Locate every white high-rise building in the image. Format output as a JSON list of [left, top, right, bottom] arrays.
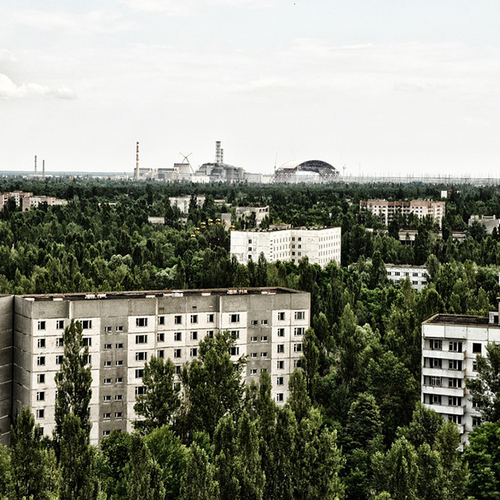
[[421, 304, 500, 446], [0, 287, 310, 445], [230, 227, 341, 267]]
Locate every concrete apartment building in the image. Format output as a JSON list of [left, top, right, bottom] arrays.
[[169, 196, 206, 214], [230, 227, 342, 267], [468, 215, 500, 234], [385, 264, 428, 291], [0, 191, 67, 211], [421, 304, 500, 446], [0, 287, 309, 445], [360, 199, 446, 228]]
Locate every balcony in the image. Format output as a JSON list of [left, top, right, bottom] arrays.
[[421, 385, 465, 397], [423, 348, 466, 361], [422, 367, 466, 379], [431, 404, 466, 416]]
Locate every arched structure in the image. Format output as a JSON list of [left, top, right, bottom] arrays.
[[271, 160, 341, 183]]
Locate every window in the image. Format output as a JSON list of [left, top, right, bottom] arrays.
[[56, 337, 64, 347], [157, 333, 165, 342], [174, 315, 182, 325], [190, 314, 198, 324], [207, 314, 214, 323], [230, 347, 240, 356], [473, 343, 482, 354], [250, 368, 258, 375], [37, 356, 45, 366], [448, 378, 462, 388], [278, 312, 285, 321], [158, 316, 165, 325], [294, 311, 305, 320], [250, 352, 258, 358], [276, 393, 284, 402], [105, 326, 112, 333], [473, 360, 478, 372], [103, 430, 111, 437], [174, 331, 182, 341], [251, 320, 258, 326], [174, 349, 182, 358], [261, 368, 268, 373], [116, 326, 124, 332], [431, 394, 441, 405], [448, 396, 462, 406], [449, 341, 462, 352], [103, 413, 111, 420], [84, 355, 91, 364], [116, 360, 123, 366], [135, 369, 144, 378], [448, 415, 462, 424], [294, 343, 303, 353], [190, 348, 198, 357], [36, 391, 45, 401], [116, 377, 123, 384], [37, 374, 45, 384], [104, 343, 112, 350], [116, 343, 124, 349], [207, 330, 215, 338], [38, 320, 46, 330], [56, 355, 64, 365], [294, 327, 305, 336], [472, 416, 481, 427], [294, 359, 303, 368], [83, 337, 92, 347], [448, 360, 462, 371], [276, 377, 284, 386], [231, 330, 240, 339], [277, 360, 284, 369], [115, 412, 122, 419], [82, 320, 92, 330], [103, 395, 111, 402], [251, 336, 258, 342], [136, 352, 147, 361], [230, 314, 240, 323], [157, 350, 165, 358], [115, 395, 123, 401], [136, 335, 148, 344], [104, 378, 112, 385], [191, 331, 198, 341], [277, 344, 285, 353], [135, 386, 146, 395], [429, 358, 442, 368], [136, 318, 148, 327], [261, 319, 268, 325], [430, 339, 442, 350], [56, 320, 64, 329], [37, 338, 46, 348], [260, 352, 268, 358], [277, 328, 285, 337], [259, 335, 268, 342], [36, 409, 45, 419], [175, 365, 182, 374]]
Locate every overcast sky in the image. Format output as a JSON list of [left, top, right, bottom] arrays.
[[1, 0, 500, 177]]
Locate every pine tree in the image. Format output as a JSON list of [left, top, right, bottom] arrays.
[[181, 443, 219, 500]]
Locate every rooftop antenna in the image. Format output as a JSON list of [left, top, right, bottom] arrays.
[[34, 155, 37, 175], [135, 142, 139, 180], [180, 152, 194, 174]]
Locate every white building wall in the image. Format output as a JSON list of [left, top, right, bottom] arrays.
[[386, 264, 428, 291]]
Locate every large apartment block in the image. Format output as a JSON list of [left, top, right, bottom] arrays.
[[230, 227, 341, 267], [421, 304, 500, 446], [0, 287, 310, 445], [360, 199, 445, 227]]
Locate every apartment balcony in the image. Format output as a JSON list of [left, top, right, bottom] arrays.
[[421, 385, 465, 397], [422, 348, 466, 361], [431, 404, 466, 416], [422, 367, 466, 379]]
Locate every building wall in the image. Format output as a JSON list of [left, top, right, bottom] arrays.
[[8, 288, 309, 444], [421, 315, 500, 446], [0, 296, 13, 444], [230, 228, 341, 268], [386, 264, 428, 291]]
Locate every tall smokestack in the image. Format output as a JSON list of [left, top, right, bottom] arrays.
[[215, 141, 221, 164], [34, 155, 37, 175], [42, 160, 45, 178], [135, 142, 139, 180], [221, 149, 224, 164]]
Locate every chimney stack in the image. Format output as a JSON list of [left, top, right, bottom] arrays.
[[34, 155, 37, 175], [42, 160, 45, 178], [135, 142, 139, 180]]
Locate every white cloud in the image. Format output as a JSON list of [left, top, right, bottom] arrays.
[[0, 73, 75, 100], [120, 0, 201, 16]]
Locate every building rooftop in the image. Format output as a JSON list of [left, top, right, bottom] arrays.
[[18, 287, 303, 302], [423, 313, 496, 327]]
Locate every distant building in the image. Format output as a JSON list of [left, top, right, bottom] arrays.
[[0, 191, 67, 211], [422, 304, 500, 447], [386, 264, 428, 291], [271, 160, 340, 184], [231, 227, 341, 267], [193, 141, 246, 183], [169, 196, 206, 214], [468, 215, 500, 234], [148, 217, 165, 225], [360, 199, 446, 228]]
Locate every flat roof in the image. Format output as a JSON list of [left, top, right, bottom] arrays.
[[423, 313, 497, 327], [18, 287, 305, 302]]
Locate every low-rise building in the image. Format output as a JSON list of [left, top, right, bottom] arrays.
[[0, 191, 67, 211], [231, 227, 341, 267], [468, 215, 500, 234], [421, 306, 500, 447], [386, 264, 428, 291], [169, 196, 206, 214], [0, 287, 309, 445]]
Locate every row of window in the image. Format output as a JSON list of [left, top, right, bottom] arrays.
[[429, 339, 482, 354], [423, 376, 463, 388], [249, 359, 302, 374], [103, 412, 122, 420], [427, 394, 463, 406], [37, 337, 91, 349]]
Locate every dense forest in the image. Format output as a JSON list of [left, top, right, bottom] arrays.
[[1, 177, 500, 499]]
